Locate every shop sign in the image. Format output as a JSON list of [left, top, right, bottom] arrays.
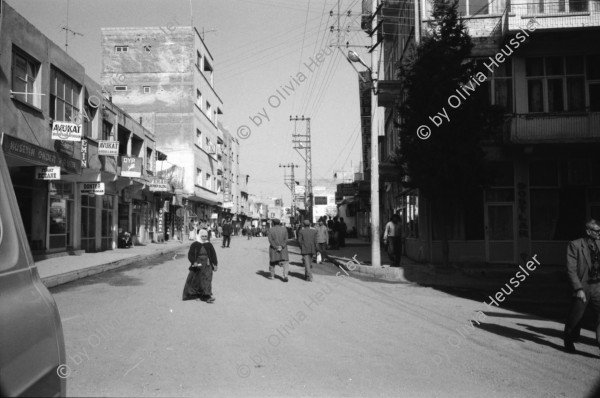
[[35, 166, 61, 180], [120, 156, 142, 177], [158, 208, 164, 234], [223, 201, 234, 208], [211, 213, 218, 219], [149, 178, 169, 192], [51, 121, 82, 141], [81, 182, 105, 195], [338, 183, 355, 196], [1, 133, 81, 174], [81, 139, 88, 168], [98, 141, 119, 156]]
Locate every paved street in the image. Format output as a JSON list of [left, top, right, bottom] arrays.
[[51, 236, 599, 397]]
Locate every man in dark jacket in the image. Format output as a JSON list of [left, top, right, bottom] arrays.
[[267, 219, 289, 282], [222, 219, 233, 248], [298, 220, 318, 281], [564, 219, 600, 353]]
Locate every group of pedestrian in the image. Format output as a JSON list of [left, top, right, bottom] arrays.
[[321, 216, 347, 250]]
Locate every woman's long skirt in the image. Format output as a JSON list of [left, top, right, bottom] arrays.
[[182, 265, 213, 300]]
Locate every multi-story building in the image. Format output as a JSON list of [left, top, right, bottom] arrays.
[[362, 0, 600, 265], [100, 25, 227, 227], [0, 2, 169, 255]]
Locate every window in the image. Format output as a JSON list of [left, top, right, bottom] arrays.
[[206, 101, 212, 120], [196, 168, 203, 186], [114, 85, 127, 91], [115, 46, 128, 52], [143, 86, 151, 93], [11, 48, 41, 107], [206, 137, 211, 150], [196, 90, 202, 110], [196, 129, 203, 148], [526, 56, 586, 113], [49, 67, 81, 122], [203, 58, 214, 85], [196, 51, 202, 68], [206, 173, 212, 190], [588, 55, 600, 111], [146, 148, 153, 174]]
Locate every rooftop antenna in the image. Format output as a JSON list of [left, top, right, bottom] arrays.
[[61, 0, 83, 53], [201, 28, 217, 39]]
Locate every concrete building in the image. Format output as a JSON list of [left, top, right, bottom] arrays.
[[361, 0, 600, 265], [100, 25, 229, 228], [0, 2, 170, 255]]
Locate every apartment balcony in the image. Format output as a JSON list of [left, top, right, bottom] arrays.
[[508, 0, 600, 31], [510, 111, 600, 143]]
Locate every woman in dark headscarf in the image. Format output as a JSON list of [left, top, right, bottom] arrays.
[[182, 229, 218, 303]]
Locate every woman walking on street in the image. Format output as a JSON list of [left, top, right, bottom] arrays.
[[182, 229, 218, 303]]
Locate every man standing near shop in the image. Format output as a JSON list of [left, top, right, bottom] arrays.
[[315, 218, 329, 264], [298, 220, 319, 282], [383, 214, 402, 267], [222, 219, 233, 248], [564, 219, 600, 354], [267, 219, 289, 282]]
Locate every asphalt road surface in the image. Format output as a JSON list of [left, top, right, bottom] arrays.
[[50, 236, 600, 397]]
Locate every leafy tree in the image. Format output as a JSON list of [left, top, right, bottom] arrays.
[[396, 0, 491, 266]]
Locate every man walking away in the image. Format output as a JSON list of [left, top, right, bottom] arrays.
[[316, 218, 329, 264], [268, 219, 289, 282], [298, 220, 318, 281], [564, 219, 600, 354], [383, 214, 402, 267], [222, 220, 232, 248]]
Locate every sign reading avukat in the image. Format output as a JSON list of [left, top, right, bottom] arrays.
[[51, 121, 82, 141]]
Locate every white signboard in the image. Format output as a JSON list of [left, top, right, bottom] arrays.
[[81, 182, 105, 195], [149, 178, 169, 192], [98, 141, 119, 156], [51, 121, 82, 141], [35, 166, 60, 180]]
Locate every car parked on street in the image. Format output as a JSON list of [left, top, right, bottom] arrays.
[[0, 144, 66, 397]]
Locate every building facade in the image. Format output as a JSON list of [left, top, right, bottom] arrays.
[[363, 0, 600, 265], [100, 25, 234, 230], [0, 2, 170, 255]]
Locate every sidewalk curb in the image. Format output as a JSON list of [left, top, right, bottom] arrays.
[[41, 245, 185, 289]]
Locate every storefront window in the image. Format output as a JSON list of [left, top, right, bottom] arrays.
[[81, 194, 96, 252], [48, 182, 73, 250], [101, 196, 114, 250]]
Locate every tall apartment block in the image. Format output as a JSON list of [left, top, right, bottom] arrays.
[[101, 26, 229, 224]]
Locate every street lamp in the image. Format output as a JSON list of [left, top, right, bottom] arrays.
[[347, 15, 381, 268]]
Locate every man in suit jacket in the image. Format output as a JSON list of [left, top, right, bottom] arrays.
[[298, 220, 319, 282], [268, 219, 289, 282], [564, 219, 600, 353]]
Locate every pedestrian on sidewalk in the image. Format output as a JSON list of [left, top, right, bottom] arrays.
[[564, 219, 600, 353], [222, 219, 232, 248], [298, 220, 318, 282], [247, 225, 253, 240], [182, 229, 218, 303], [316, 218, 329, 263], [383, 214, 402, 267], [267, 219, 289, 282]]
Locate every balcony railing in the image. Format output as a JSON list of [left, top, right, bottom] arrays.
[[507, 1, 600, 31], [510, 111, 600, 142]]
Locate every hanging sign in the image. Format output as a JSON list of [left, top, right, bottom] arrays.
[[35, 166, 61, 180], [51, 121, 82, 141], [120, 156, 142, 177], [98, 141, 119, 156], [149, 178, 169, 192], [81, 182, 105, 195]]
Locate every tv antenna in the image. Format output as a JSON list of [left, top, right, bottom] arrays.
[[200, 28, 217, 39], [61, 0, 83, 52]]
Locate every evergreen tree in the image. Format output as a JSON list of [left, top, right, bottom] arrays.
[[396, 0, 491, 266]]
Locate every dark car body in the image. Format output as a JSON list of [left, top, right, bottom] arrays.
[[0, 146, 66, 397]]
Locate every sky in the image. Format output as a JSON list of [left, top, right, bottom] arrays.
[[8, 0, 367, 202]]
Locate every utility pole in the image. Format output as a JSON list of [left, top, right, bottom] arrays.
[[369, 0, 381, 267], [279, 163, 299, 221], [290, 116, 312, 222]]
